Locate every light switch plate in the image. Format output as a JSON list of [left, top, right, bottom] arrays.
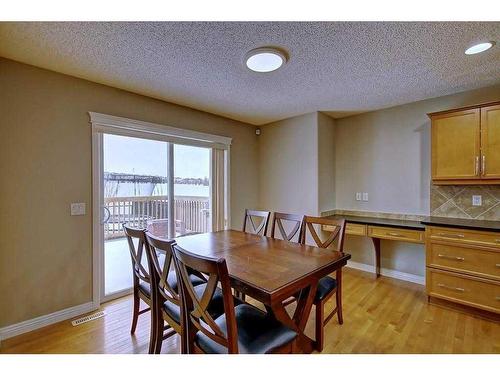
[[71, 202, 86, 216], [355, 192, 362, 201], [362, 193, 369, 201], [472, 195, 482, 206]]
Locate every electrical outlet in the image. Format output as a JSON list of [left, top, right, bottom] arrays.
[[355, 192, 362, 201], [362, 193, 369, 201], [71, 202, 86, 216], [472, 195, 482, 206]]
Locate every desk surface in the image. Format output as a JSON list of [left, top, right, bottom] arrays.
[[324, 214, 426, 230], [325, 214, 500, 233]]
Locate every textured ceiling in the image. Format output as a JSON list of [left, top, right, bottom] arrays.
[[0, 22, 499, 125]]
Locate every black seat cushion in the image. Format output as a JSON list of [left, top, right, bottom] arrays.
[[138, 272, 204, 299], [163, 284, 239, 324], [196, 304, 298, 354], [314, 276, 337, 302], [138, 281, 151, 297]]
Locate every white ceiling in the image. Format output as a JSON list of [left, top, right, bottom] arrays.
[[1, 22, 499, 125]]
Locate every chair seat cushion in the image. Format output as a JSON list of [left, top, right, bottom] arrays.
[[315, 276, 337, 302], [195, 304, 298, 354], [139, 272, 204, 299], [163, 284, 238, 324], [138, 281, 151, 297]]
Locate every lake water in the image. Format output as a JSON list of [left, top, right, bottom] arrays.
[[105, 182, 209, 198]]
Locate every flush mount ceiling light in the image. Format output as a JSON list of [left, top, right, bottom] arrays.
[[465, 41, 495, 55], [245, 47, 288, 73]]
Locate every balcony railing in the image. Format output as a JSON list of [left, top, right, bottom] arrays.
[[104, 195, 210, 240]]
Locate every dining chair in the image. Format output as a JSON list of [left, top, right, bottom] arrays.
[[172, 244, 298, 354], [144, 233, 226, 354], [300, 216, 346, 352], [270, 212, 305, 242], [242, 209, 271, 236], [122, 225, 154, 351]]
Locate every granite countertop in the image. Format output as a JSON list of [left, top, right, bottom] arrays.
[[324, 214, 426, 230], [420, 216, 500, 232], [325, 213, 500, 232]]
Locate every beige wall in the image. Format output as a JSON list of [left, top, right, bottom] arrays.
[[335, 84, 500, 275], [258, 112, 320, 215], [317, 112, 336, 214], [0, 58, 259, 327]]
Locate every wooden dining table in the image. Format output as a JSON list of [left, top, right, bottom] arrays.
[[161, 229, 351, 353]]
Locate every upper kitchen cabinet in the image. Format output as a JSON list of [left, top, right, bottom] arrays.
[[481, 104, 500, 179], [429, 102, 500, 185]]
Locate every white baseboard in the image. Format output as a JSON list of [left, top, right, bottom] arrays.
[[0, 301, 98, 342], [346, 260, 425, 285]]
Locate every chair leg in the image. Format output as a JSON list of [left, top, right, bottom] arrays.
[[148, 307, 157, 354], [315, 301, 325, 352], [153, 315, 163, 354], [131, 291, 140, 334], [336, 270, 343, 325]]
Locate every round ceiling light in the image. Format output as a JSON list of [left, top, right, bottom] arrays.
[[465, 41, 495, 55], [245, 47, 287, 73]]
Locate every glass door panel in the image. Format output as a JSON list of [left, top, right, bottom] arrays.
[[102, 133, 169, 298], [173, 144, 211, 236]]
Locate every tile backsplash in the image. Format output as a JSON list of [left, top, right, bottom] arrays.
[[431, 185, 500, 220]]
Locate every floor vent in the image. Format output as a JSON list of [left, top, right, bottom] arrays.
[[71, 311, 106, 326]]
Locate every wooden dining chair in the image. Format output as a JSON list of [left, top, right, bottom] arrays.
[[300, 216, 346, 352], [242, 209, 271, 236], [145, 233, 227, 354], [172, 244, 298, 354], [270, 212, 305, 242], [123, 225, 155, 352]]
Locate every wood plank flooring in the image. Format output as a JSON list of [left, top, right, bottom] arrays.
[[1, 268, 499, 354]]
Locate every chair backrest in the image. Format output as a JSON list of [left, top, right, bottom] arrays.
[[144, 232, 183, 329], [123, 224, 150, 286], [270, 212, 305, 242], [300, 216, 346, 251], [172, 244, 238, 354], [242, 209, 271, 236]]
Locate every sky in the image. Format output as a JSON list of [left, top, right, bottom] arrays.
[[103, 133, 210, 178]]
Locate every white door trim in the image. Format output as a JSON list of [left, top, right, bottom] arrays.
[[91, 127, 103, 309]]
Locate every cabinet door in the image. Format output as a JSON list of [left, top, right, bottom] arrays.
[[431, 109, 480, 181], [481, 104, 500, 179]]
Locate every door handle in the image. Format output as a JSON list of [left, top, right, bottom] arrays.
[[475, 156, 479, 176]]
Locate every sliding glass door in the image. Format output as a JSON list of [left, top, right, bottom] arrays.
[[100, 134, 213, 301]]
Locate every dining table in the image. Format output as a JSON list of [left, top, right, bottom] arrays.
[[150, 228, 351, 353]]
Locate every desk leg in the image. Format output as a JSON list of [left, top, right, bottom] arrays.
[[371, 237, 381, 277]]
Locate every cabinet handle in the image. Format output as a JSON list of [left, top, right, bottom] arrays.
[[438, 254, 465, 261], [475, 156, 479, 176], [387, 232, 405, 237], [437, 283, 465, 292], [482, 155, 486, 176], [436, 232, 464, 238]]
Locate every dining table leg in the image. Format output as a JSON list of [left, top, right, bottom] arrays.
[[269, 281, 319, 353]]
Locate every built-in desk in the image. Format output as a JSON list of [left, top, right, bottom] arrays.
[[323, 215, 425, 277]]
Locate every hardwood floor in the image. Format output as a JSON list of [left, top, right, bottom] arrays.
[[1, 268, 499, 354]]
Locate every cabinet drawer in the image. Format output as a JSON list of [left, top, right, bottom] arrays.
[[427, 242, 500, 281], [427, 226, 500, 248], [427, 269, 500, 314], [345, 223, 367, 236], [368, 226, 424, 243]]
